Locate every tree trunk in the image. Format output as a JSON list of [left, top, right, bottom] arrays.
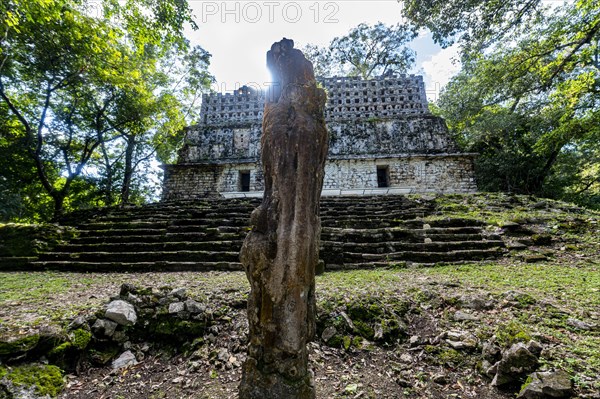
[[239, 39, 328, 399], [120, 135, 136, 205], [51, 192, 66, 221]]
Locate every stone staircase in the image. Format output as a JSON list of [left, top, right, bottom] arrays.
[[318, 196, 504, 269], [21, 196, 505, 272]]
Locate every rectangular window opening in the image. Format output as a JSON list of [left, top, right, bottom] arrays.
[[377, 166, 390, 188], [240, 171, 251, 192]]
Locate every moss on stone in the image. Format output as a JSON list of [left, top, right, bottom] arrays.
[[437, 348, 464, 366], [153, 318, 206, 337], [495, 321, 532, 348], [0, 364, 64, 397], [88, 346, 120, 366], [353, 320, 374, 339], [0, 335, 39, 357], [71, 329, 91, 350], [48, 342, 73, 358], [342, 336, 352, 350], [520, 374, 534, 392]]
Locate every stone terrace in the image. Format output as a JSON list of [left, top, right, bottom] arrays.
[[1, 196, 507, 272]]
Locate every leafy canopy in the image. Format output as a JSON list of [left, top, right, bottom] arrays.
[[303, 22, 417, 79], [0, 0, 213, 220], [426, 0, 600, 207]]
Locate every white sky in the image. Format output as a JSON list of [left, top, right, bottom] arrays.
[[185, 0, 462, 102]]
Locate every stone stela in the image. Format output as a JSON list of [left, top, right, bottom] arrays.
[[238, 38, 327, 399]]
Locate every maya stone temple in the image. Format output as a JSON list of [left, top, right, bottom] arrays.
[[162, 73, 477, 200]]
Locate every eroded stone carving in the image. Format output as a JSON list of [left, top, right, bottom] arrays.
[[238, 38, 328, 399]]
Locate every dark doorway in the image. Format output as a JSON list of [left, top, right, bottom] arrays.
[[377, 166, 389, 188], [240, 171, 251, 192]]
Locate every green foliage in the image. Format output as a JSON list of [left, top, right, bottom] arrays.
[[422, 1, 600, 208], [402, 0, 544, 54], [0, 0, 213, 221], [302, 22, 417, 79]]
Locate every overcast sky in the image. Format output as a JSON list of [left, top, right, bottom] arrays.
[[184, 1, 462, 102]]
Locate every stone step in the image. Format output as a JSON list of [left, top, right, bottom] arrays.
[[28, 260, 243, 272], [0, 257, 37, 271], [423, 218, 486, 227], [337, 248, 503, 263], [320, 207, 431, 217], [165, 225, 247, 234], [79, 221, 169, 231], [165, 231, 246, 240], [95, 210, 253, 223], [325, 261, 402, 270], [102, 203, 255, 214], [72, 231, 242, 244], [71, 235, 168, 244], [321, 240, 504, 255], [78, 228, 166, 237], [54, 241, 242, 253], [38, 250, 240, 263], [169, 218, 248, 227], [321, 226, 486, 241]]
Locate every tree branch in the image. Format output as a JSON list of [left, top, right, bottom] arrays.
[[545, 19, 600, 87]]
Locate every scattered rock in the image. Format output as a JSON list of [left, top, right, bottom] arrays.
[[504, 291, 536, 308], [526, 340, 543, 357], [321, 326, 336, 343], [68, 316, 87, 330], [399, 353, 413, 363], [566, 318, 596, 331], [424, 237, 433, 244], [105, 300, 137, 326], [432, 373, 448, 385], [0, 334, 40, 358], [185, 299, 206, 314], [507, 241, 529, 250], [111, 350, 138, 370], [482, 359, 498, 378], [491, 343, 539, 386], [459, 295, 494, 310], [119, 283, 137, 297], [91, 319, 118, 337], [168, 302, 185, 314], [340, 311, 355, 330], [170, 288, 187, 300], [409, 335, 421, 347], [517, 370, 573, 398], [111, 331, 128, 344], [522, 254, 547, 263], [454, 310, 479, 322], [446, 330, 478, 350], [482, 339, 501, 362]]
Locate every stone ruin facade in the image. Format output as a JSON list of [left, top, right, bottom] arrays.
[[162, 74, 477, 200]]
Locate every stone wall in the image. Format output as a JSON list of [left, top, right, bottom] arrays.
[[197, 74, 428, 127], [178, 116, 457, 164], [163, 155, 476, 200]]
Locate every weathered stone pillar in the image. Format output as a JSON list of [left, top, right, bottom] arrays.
[[238, 38, 328, 399]]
